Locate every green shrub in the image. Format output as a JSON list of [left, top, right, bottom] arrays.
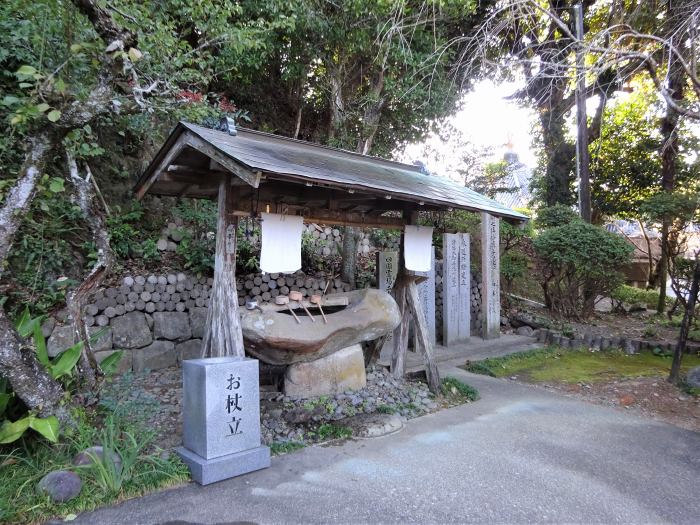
[[534, 204, 579, 230], [441, 377, 479, 401], [534, 221, 632, 319], [610, 285, 664, 310]]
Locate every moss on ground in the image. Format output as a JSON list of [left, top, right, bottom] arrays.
[[465, 346, 700, 384]]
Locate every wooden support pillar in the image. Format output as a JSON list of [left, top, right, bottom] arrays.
[[481, 212, 501, 339], [201, 177, 244, 358], [390, 214, 441, 393]]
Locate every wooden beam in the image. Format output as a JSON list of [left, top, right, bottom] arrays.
[[405, 276, 441, 393], [184, 134, 261, 188], [135, 133, 189, 200]]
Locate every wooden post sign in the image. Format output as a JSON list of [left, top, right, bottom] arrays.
[[377, 251, 399, 292], [442, 233, 470, 346], [414, 247, 436, 346]]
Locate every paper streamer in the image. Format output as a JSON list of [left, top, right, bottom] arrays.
[[259, 212, 304, 273], [404, 225, 433, 271]]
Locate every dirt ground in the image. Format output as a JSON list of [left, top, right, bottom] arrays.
[[536, 377, 700, 432]]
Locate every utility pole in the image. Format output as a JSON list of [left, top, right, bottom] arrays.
[[574, 3, 591, 223]]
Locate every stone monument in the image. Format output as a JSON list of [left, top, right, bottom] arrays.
[[442, 233, 470, 345], [177, 356, 270, 485], [481, 212, 500, 339]]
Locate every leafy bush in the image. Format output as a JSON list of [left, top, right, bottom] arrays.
[[534, 220, 632, 319], [610, 285, 664, 310], [534, 204, 579, 230]]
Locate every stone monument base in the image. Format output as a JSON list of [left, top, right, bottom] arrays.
[[284, 344, 366, 399], [176, 445, 270, 485]]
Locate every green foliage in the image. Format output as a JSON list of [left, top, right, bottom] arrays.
[[173, 200, 216, 274], [106, 205, 148, 259], [534, 205, 579, 230], [313, 423, 352, 441], [610, 285, 664, 310], [0, 310, 87, 444], [464, 346, 700, 384], [5, 176, 87, 314], [440, 377, 479, 401], [269, 440, 305, 455], [640, 192, 699, 226], [0, 407, 188, 525], [534, 220, 633, 319]]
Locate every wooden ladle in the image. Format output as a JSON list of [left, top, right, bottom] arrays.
[[290, 290, 315, 322], [310, 294, 327, 323], [275, 295, 300, 324]]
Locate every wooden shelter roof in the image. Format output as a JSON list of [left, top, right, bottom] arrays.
[[134, 122, 528, 224]]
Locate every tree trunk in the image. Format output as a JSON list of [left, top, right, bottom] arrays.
[[668, 258, 700, 384], [0, 310, 69, 421], [65, 154, 113, 386], [340, 226, 360, 288], [657, 2, 687, 313], [201, 177, 244, 358]]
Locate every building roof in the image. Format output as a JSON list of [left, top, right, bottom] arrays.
[[135, 122, 528, 222]]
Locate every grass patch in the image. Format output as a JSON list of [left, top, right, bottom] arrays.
[[313, 423, 352, 441], [0, 394, 189, 524], [464, 346, 700, 384], [269, 441, 305, 456], [441, 378, 480, 401]]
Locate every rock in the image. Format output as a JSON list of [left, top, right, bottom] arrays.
[[176, 339, 203, 362], [188, 307, 208, 338], [37, 471, 82, 503], [510, 312, 551, 330], [133, 340, 176, 371], [72, 446, 122, 470], [619, 394, 635, 406], [110, 312, 152, 349], [152, 312, 191, 341], [145, 313, 154, 330], [284, 405, 325, 424], [686, 366, 700, 389], [243, 288, 400, 365], [95, 349, 132, 374], [87, 326, 112, 352], [47, 325, 74, 357], [515, 326, 534, 337], [41, 317, 56, 339], [345, 412, 403, 438], [622, 339, 637, 355], [284, 344, 367, 399]]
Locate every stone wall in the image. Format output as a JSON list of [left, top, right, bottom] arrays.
[[43, 270, 353, 374], [434, 259, 482, 343]]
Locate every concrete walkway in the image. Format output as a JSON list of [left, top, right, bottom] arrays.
[[379, 334, 541, 372], [75, 366, 700, 524]]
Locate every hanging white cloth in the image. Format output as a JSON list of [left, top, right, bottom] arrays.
[[404, 225, 433, 272], [259, 212, 304, 273]]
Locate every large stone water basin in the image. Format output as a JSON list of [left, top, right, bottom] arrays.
[[241, 288, 400, 365]]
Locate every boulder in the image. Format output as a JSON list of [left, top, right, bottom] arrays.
[[41, 317, 56, 339], [95, 349, 132, 374], [510, 312, 551, 330], [37, 470, 82, 503], [176, 339, 203, 362], [188, 307, 208, 338], [686, 366, 700, 389], [47, 325, 74, 357], [133, 340, 176, 371], [152, 312, 191, 341], [110, 312, 152, 349], [87, 326, 112, 352], [284, 344, 367, 399], [243, 289, 400, 365], [515, 326, 534, 337], [72, 446, 122, 471]]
